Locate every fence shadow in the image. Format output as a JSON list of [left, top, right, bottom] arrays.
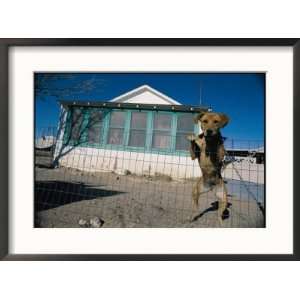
[[35, 180, 126, 212]]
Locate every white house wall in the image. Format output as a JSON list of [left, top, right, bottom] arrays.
[[55, 144, 201, 179], [54, 143, 264, 184], [53, 105, 68, 163]]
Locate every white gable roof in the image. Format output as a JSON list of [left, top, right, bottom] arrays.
[[110, 85, 181, 105]]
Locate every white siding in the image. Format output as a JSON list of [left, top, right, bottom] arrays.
[[53, 105, 68, 162], [56, 146, 202, 179], [55, 145, 264, 184]]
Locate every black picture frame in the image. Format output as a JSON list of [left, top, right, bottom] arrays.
[[0, 38, 299, 261]]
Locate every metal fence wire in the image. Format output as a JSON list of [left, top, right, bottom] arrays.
[[34, 126, 265, 228]]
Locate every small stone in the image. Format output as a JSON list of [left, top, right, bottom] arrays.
[[78, 218, 88, 227], [89, 216, 104, 228]]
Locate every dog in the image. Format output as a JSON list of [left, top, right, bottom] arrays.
[[187, 111, 229, 224]]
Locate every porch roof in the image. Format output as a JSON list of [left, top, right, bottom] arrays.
[[59, 100, 209, 113]]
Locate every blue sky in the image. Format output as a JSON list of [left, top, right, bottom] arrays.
[[35, 73, 265, 142]]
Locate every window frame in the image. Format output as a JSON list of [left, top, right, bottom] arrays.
[[106, 109, 128, 147], [85, 108, 106, 147], [64, 106, 86, 146], [126, 110, 151, 150], [174, 112, 198, 153], [151, 111, 175, 152], [63, 107, 198, 156]]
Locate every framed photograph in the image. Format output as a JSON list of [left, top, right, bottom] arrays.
[[0, 39, 299, 260]]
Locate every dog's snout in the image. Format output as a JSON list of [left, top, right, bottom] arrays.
[[206, 129, 213, 136]]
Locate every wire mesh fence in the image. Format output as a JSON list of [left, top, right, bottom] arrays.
[[34, 126, 265, 228]]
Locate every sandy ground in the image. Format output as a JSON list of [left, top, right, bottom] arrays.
[[35, 166, 265, 228]]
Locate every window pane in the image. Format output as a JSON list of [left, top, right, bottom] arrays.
[[72, 108, 82, 123], [177, 114, 194, 132], [131, 112, 147, 128], [87, 109, 103, 144], [88, 126, 102, 144], [152, 131, 171, 149], [176, 134, 190, 151], [128, 130, 146, 147], [89, 109, 103, 125], [110, 111, 125, 127], [71, 125, 81, 141], [71, 108, 83, 141], [107, 128, 124, 145], [153, 114, 172, 130]]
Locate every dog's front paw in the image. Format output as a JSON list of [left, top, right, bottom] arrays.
[[186, 134, 196, 141]]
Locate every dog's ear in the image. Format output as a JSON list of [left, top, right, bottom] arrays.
[[219, 114, 230, 128], [194, 112, 205, 124]]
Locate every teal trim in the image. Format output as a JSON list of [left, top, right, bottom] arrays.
[[102, 108, 110, 146], [124, 110, 131, 146], [170, 112, 177, 152], [145, 111, 153, 150], [63, 108, 71, 145], [62, 107, 196, 156], [193, 124, 198, 134]]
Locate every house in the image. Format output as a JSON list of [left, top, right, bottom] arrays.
[[53, 85, 208, 179]]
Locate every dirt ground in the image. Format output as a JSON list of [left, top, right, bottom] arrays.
[[35, 166, 265, 228]]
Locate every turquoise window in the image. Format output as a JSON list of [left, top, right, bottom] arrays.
[[128, 111, 147, 147], [175, 113, 195, 151], [152, 113, 172, 150], [87, 109, 104, 144], [107, 111, 126, 145], [64, 107, 197, 155], [66, 107, 85, 144]]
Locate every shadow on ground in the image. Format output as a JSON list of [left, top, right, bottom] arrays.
[[192, 201, 232, 222], [35, 180, 126, 212]]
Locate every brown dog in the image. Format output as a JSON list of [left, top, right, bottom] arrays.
[[187, 112, 229, 224]]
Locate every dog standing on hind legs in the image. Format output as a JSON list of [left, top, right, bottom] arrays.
[[187, 111, 230, 225]]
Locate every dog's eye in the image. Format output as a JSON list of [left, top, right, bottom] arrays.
[[202, 120, 208, 124], [213, 120, 218, 124]]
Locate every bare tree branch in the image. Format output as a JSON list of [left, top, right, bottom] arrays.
[[52, 107, 107, 167], [34, 74, 108, 166], [35, 74, 107, 102]]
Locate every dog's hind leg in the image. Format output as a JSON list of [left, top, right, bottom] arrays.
[[190, 177, 212, 221], [192, 177, 203, 208], [189, 177, 202, 221], [214, 180, 228, 226]]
